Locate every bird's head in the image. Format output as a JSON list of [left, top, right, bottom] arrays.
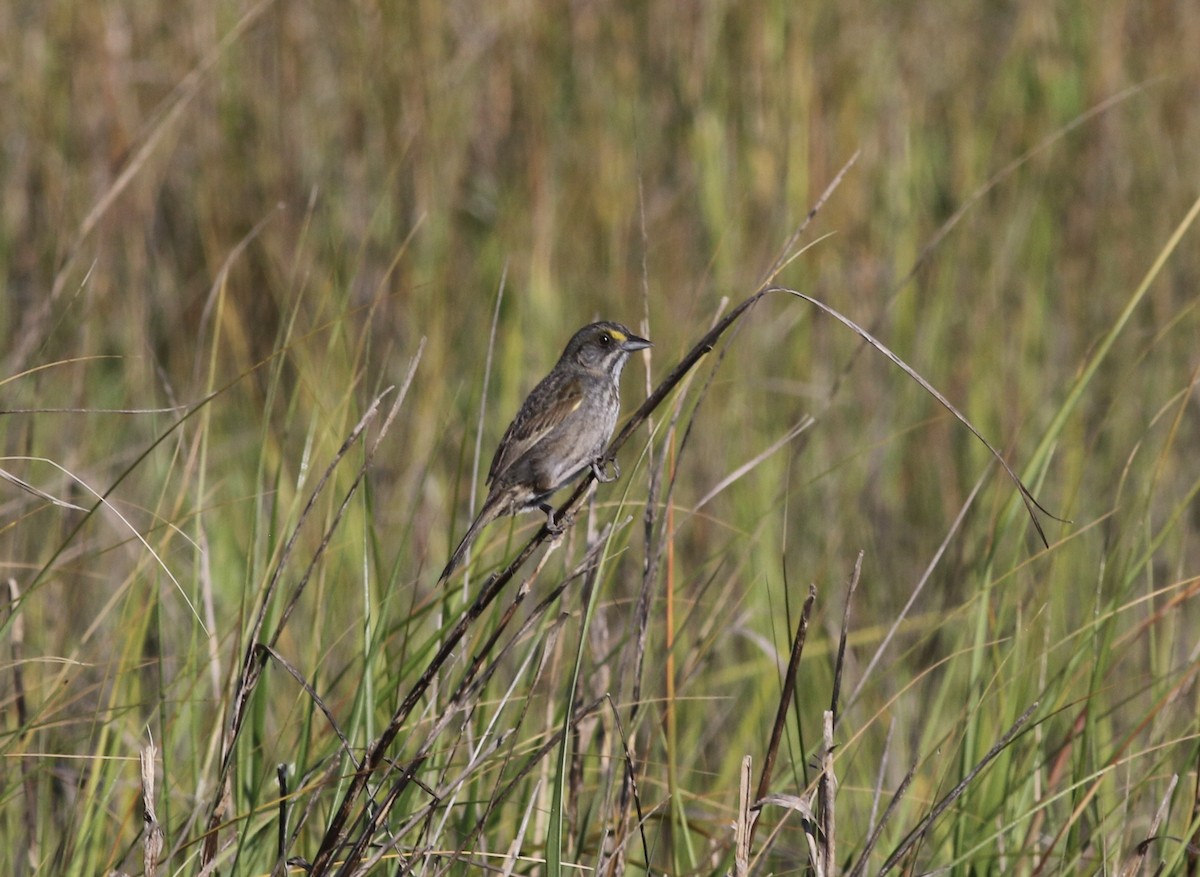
[[564, 321, 652, 379]]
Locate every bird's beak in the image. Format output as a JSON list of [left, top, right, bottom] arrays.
[[620, 333, 652, 352]]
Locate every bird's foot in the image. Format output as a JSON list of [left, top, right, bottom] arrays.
[[591, 457, 620, 483], [541, 503, 565, 536]]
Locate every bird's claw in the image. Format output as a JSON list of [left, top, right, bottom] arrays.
[[591, 458, 620, 483], [541, 504, 565, 536]]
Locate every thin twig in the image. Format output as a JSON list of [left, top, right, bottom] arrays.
[[202, 350, 421, 867], [459, 267, 507, 594], [1119, 774, 1179, 877], [141, 744, 163, 877], [315, 539, 612, 875], [877, 702, 1039, 874], [769, 286, 1060, 546], [847, 473, 988, 708], [846, 760, 919, 877], [830, 552, 863, 730], [256, 645, 354, 758], [828, 81, 1156, 401], [735, 755, 754, 877], [274, 764, 289, 877], [753, 585, 817, 827], [5, 579, 37, 875], [867, 717, 896, 839], [819, 710, 837, 876]]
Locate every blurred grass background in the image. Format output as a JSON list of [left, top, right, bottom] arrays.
[[2, 0, 1199, 874]]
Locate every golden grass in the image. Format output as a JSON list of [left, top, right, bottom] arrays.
[[2, 2, 1199, 874]]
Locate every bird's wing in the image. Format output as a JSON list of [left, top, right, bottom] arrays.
[[487, 374, 585, 484]]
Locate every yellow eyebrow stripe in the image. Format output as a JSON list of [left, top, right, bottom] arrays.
[[609, 330, 627, 343]]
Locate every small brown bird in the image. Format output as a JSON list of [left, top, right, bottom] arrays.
[[441, 321, 652, 580]]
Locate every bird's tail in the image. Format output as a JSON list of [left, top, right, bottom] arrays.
[[439, 500, 502, 583]]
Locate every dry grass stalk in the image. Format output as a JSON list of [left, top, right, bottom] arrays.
[[141, 744, 163, 877]]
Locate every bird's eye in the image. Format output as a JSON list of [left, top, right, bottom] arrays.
[[599, 333, 611, 345]]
